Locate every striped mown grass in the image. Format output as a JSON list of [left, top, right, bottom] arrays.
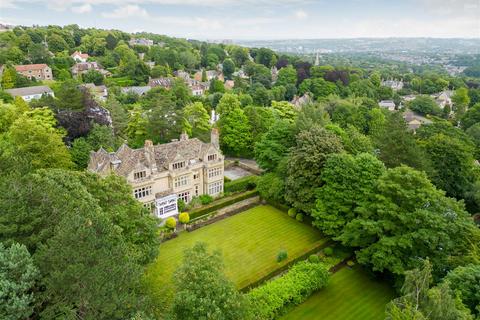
[[144, 204, 326, 313], [281, 265, 395, 320]]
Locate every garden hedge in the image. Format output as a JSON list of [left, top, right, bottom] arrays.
[[189, 190, 258, 221], [248, 261, 330, 320], [224, 175, 258, 193]]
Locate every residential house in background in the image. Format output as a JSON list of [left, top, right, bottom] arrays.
[[83, 83, 108, 101], [271, 66, 278, 83], [379, 100, 396, 111], [194, 70, 224, 82], [121, 86, 152, 96], [403, 110, 432, 132], [190, 83, 206, 96], [5, 85, 54, 102], [71, 62, 110, 77], [148, 77, 174, 89], [71, 51, 89, 63], [431, 90, 453, 109], [381, 79, 404, 91], [15, 64, 52, 81], [87, 129, 224, 220], [224, 80, 235, 90], [291, 93, 313, 109], [129, 38, 154, 47]]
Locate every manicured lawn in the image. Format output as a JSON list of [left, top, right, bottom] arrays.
[[281, 265, 395, 320], [144, 204, 326, 311]]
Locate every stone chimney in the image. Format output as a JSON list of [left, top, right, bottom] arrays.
[[180, 131, 189, 141], [211, 128, 219, 148], [144, 140, 157, 173]]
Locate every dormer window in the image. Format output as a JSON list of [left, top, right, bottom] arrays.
[[208, 154, 217, 161], [134, 170, 146, 180], [172, 161, 185, 170]]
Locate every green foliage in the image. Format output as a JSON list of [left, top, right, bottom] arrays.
[[199, 194, 213, 205], [444, 264, 480, 316], [248, 261, 330, 320], [171, 242, 251, 320], [70, 137, 92, 169], [223, 58, 235, 79], [177, 199, 186, 213], [461, 103, 480, 130], [408, 95, 441, 115], [165, 217, 177, 229], [0, 242, 39, 320], [82, 69, 104, 85], [188, 190, 258, 220], [295, 213, 304, 222], [224, 175, 258, 193], [178, 212, 190, 224], [312, 153, 385, 237], [285, 126, 344, 213], [308, 254, 320, 263], [219, 102, 252, 157], [276, 250, 288, 262], [254, 119, 295, 172], [338, 166, 478, 277], [323, 247, 333, 256], [386, 260, 473, 320], [183, 102, 211, 140], [288, 208, 297, 218], [276, 65, 297, 87], [256, 173, 285, 204]]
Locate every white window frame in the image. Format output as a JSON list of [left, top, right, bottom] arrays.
[[208, 167, 222, 178], [208, 181, 223, 196], [174, 175, 189, 188]]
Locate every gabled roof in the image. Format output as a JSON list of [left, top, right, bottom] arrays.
[[15, 64, 49, 72], [71, 51, 89, 59], [88, 136, 221, 178], [5, 85, 53, 97]]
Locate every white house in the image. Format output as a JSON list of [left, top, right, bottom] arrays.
[[71, 51, 89, 63], [379, 100, 396, 111], [5, 85, 54, 102]]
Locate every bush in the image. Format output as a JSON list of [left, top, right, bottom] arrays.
[[277, 250, 288, 263], [308, 254, 320, 263], [165, 217, 176, 229], [224, 175, 258, 193], [187, 197, 202, 210], [178, 212, 190, 224], [295, 213, 304, 222], [287, 208, 297, 218], [347, 260, 355, 267], [224, 176, 232, 183], [199, 194, 213, 205], [248, 261, 330, 320], [177, 199, 186, 212], [323, 247, 333, 256], [189, 190, 258, 220]]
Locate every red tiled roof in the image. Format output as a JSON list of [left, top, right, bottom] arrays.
[[71, 51, 89, 59], [15, 64, 49, 72]]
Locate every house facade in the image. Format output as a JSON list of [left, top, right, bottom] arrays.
[[71, 62, 110, 77], [87, 129, 224, 220], [5, 85, 54, 102], [71, 51, 89, 63], [15, 64, 53, 81]]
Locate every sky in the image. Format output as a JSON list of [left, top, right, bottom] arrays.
[[1, 0, 479, 40]]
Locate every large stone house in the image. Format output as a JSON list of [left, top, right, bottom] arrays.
[[88, 129, 224, 220], [15, 64, 53, 81]]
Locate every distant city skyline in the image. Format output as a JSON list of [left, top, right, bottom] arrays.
[[1, 0, 479, 40]]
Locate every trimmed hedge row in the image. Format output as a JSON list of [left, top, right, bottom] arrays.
[[247, 261, 330, 320], [224, 175, 258, 193], [189, 190, 259, 221]]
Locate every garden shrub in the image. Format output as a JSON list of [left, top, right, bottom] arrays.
[[323, 247, 333, 256], [199, 194, 213, 205], [165, 217, 176, 229], [308, 254, 320, 263], [347, 260, 355, 267], [224, 175, 258, 193], [186, 196, 202, 210], [178, 212, 190, 224], [189, 190, 258, 220], [287, 208, 297, 218], [248, 261, 330, 320], [295, 213, 304, 222], [224, 176, 232, 183], [276, 250, 288, 263], [177, 199, 186, 212]]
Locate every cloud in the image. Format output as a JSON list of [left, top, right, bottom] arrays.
[[72, 3, 92, 13], [294, 9, 307, 19], [102, 4, 149, 18]]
